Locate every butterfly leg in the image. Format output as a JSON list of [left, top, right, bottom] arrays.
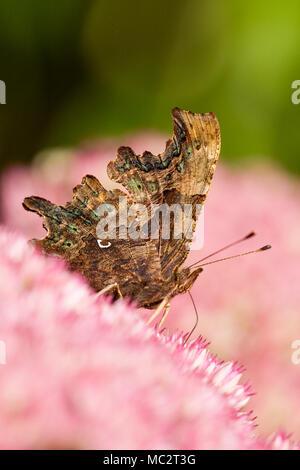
[[94, 282, 123, 299], [147, 296, 170, 326], [158, 302, 170, 329]]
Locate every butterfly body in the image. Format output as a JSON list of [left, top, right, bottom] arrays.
[[23, 108, 220, 309]]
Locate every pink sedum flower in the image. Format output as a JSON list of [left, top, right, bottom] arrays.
[[1, 134, 300, 441], [166, 164, 300, 439], [0, 226, 296, 450], [264, 431, 300, 451]]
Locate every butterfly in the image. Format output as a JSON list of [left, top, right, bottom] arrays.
[[23, 108, 221, 321]]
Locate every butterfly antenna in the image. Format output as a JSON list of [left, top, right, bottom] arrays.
[[188, 231, 256, 269], [191, 245, 272, 269], [184, 291, 199, 345]]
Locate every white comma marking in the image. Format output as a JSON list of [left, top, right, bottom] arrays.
[[97, 239, 111, 249]]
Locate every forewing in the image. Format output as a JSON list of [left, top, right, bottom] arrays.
[[107, 108, 221, 279], [23, 174, 163, 293], [159, 108, 221, 277]]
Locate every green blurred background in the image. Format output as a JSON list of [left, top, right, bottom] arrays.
[[0, 0, 299, 173]]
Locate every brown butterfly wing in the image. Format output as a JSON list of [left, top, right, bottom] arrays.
[[23, 175, 122, 257], [23, 175, 163, 303], [107, 108, 221, 279], [159, 108, 221, 278], [23, 108, 220, 307]]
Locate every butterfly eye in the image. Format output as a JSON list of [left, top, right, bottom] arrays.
[[97, 239, 111, 249]]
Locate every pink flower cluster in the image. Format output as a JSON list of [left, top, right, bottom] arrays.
[[166, 164, 300, 438], [0, 228, 248, 448], [0, 227, 297, 449], [1, 133, 300, 446]]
